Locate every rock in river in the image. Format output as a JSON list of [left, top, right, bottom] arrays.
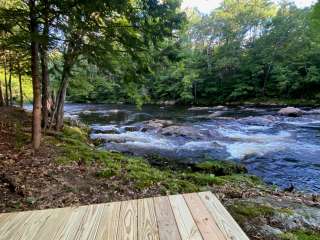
[[278, 107, 303, 117], [143, 119, 174, 130], [161, 125, 204, 139], [208, 111, 225, 118], [188, 106, 210, 111]]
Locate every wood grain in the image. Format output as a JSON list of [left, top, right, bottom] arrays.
[[198, 192, 249, 240], [184, 193, 226, 240], [169, 194, 203, 240], [31, 207, 73, 240], [73, 204, 105, 240], [0, 211, 34, 240], [154, 196, 181, 240], [53, 206, 87, 240], [94, 202, 121, 240], [137, 198, 159, 240], [117, 200, 138, 240]]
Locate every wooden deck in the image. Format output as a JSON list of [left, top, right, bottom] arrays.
[[0, 191, 248, 240]]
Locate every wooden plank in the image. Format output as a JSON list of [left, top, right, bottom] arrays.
[[11, 209, 57, 240], [154, 196, 181, 240], [169, 194, 203, 240], [94, 202, 121, 240], [117, 199, 138, 240], [0, 213, 16, 226], [198, 192, 249, 240], [52, 205, 88, 240], [137, 198, 159, 240], [73, 204, 105, 240], [0, 211, 34, 240], [183, 193, 226, 240], [32, 207, 73, 240]]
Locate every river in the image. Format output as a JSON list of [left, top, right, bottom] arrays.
[[57, 103, 320, 193]]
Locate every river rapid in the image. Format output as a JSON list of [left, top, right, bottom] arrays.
[[61, 103, 320, 193]]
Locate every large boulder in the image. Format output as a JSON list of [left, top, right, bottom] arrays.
[[161, 125, 203, 139], [278, 107, 303, 117], [143, 119, 174, 131]]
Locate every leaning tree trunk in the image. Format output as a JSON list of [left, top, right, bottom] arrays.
[[29, 0, 42, 150], [50, 45, 77, 131], [8, 59, 13, 106], [54, 69, 70, 130], [4, 57, 8, 106], [18, 62, 23, 108], [0, 79, 3, 106], [41, 0, 50, 130]]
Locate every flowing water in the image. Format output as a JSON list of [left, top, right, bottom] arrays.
[[60, 104, 320, 193]]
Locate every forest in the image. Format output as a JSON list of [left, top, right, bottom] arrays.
[[1, 1, 320, 239]]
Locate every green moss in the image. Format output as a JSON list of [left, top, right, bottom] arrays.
[[195, 160, 247, 176], [125, 158, 169, 189], [280, 230, 320, 240], [178, 172, 223, 186], [229, 202, 275, 219]]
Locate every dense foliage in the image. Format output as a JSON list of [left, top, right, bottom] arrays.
[[65, 0, 320, 105]]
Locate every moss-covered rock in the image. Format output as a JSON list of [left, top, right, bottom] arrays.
[[194, 160, 247, 176]]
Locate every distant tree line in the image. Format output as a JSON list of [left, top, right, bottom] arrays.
[[65, 0, 320, 105]]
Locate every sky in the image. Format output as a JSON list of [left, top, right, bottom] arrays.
[[182, 0, 318, 14]]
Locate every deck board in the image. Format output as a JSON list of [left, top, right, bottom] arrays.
[[154, 196, 181, 240], [169, 194, 203, 240], [137, 198, 159, 240], [0, 192, 248, 240], [198, 192, 249, 240], [117, 199, 138, 240], [183, 193, 226, 240]]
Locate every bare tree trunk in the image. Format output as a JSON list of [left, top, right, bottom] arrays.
[[8, 58, 13, 106], [0, 79, 3, 106], [54, 71, 70, 130], [4, 57, 9, 106], [41, 0, 50, 130], [18, 62, 23, 108], [262, 64, 272, 97], [29, 0, 42, 150]]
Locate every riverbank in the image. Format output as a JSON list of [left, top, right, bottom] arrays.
[[0, 106, 319, 239]]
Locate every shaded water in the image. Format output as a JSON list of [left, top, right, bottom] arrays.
[[63, 104, 320, 193]]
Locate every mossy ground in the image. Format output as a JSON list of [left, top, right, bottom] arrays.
[[53, 126, 263, 195], [280, 230, 320, 240]]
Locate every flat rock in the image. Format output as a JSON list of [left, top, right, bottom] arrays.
[[161, 125, 204, 139], [278, 107, 303, 117]]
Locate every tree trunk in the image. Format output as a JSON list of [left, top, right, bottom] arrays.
[[41, 0, 50, 130], [4, 57, 9, 106], [29, 0, 42, 150], [0, 79, 3, 106], [8, 59, 13, 106], [54, 70, 70, 130], [262, 64, 272, 97], [18, 62, 23, 108]]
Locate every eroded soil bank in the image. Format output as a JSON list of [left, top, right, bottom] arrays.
[[0, 107, 319, 240]]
